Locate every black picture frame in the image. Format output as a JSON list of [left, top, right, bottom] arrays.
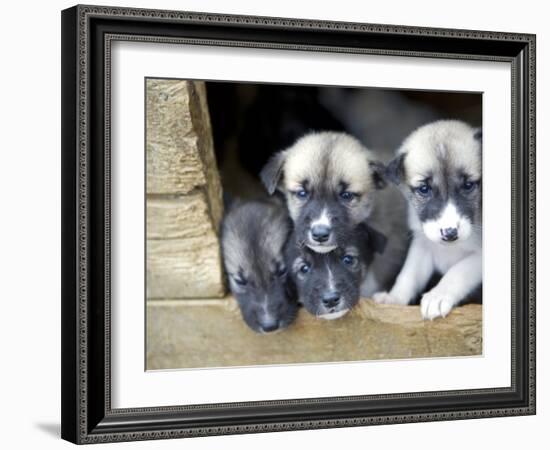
[[61, 4, 536, 444]]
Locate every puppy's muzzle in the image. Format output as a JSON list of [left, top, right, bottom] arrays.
[[311, 224, 331, 243], [440, 227, 458, 242], [322, 291, 341, 309], [259, 318, 279, 333]]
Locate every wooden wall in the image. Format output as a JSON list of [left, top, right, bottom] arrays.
[[146, 79, 225, 299]]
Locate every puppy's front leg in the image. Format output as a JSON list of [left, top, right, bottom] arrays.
[[420, 251, 482, 320], [374, 236, 434, 305]]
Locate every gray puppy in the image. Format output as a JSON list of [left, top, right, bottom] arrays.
[[286, 223, 387, 319], [221, 199, 298, 333]]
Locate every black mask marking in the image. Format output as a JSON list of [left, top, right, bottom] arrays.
[[285, 224, 386, 318]]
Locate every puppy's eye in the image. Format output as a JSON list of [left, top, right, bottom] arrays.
[[299, 263, 311, 274], [415, 184, 432, 197], [339, 191, 356, 201], [233, 276, 247, 286], [342, 255, 355, 266], [275, 264, 287, 277], [295, 189, 308, 199], [462, 180, 477, 192]]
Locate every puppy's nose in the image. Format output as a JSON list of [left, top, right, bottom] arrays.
[[322, 292, 341, 308], [311, 224, 331, 243], [440, 227, 458, 242], [260, 321, 279, 333]]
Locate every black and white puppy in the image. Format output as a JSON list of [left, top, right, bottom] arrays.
[[286, 223, 387, 319], [260, 131, 405, 295], [374, 120, 482, 320], [221, 199, 298, 333]]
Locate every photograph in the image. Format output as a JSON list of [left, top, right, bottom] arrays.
[[145, 79, 483, 370]]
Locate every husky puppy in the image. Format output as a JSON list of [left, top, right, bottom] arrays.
[[373, 120, 482, 320], [260, 132, 386, 253], [221, 199, 298, 333], [261, 131, 408, 295], [286, 224, 387, 319]]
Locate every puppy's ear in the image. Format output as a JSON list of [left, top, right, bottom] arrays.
[[385, 153, 406, 185], [369, 161, 387, 189], [260, 152, 286, 195], [357, 223, 387, 255]]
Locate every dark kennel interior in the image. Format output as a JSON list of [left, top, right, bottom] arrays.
[[205, 82, 482, 197]]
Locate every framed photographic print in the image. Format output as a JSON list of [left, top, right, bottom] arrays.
[[61, 4, 536, 444]]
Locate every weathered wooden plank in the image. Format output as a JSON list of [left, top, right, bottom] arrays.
[[147, 236, 225, 299], [146, 298, 482, 369], [147, 193, 215, 240], [189, 81, 223, 228], [146, 79, 225, 299], [146, 79, 223, 218]]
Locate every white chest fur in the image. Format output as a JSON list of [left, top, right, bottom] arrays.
[[417, 231, 480, 274]]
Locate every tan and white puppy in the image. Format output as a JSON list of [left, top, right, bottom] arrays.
[[374, 120, 482, 320], [261, 131, 408, 297]]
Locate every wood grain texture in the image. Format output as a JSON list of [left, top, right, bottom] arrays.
[[147, 193, 216, 240], [146, 79, 225, 299], [147, 237, 225, 298], [147, 298, 482, 369], [146, 79, 222, 204]]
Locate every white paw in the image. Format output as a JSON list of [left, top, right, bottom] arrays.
[[420, 290, 457, 320], [373, 291, 403, 305]]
